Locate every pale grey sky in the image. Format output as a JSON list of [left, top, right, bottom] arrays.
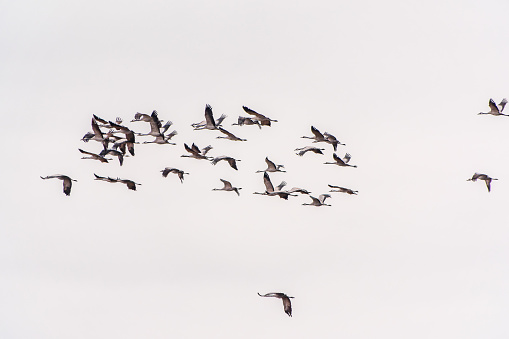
[[2, 0, 509, 338]]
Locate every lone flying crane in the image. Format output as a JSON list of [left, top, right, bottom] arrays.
[[40, 175, 77, 196], [478, 98, 508, 116], [467, 173, 498, 192], [257, 292, 294, 317]]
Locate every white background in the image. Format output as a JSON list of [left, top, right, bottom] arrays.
[[2, 0, 509, 338]]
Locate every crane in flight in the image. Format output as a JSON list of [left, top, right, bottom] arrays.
[[295, 146, 325, 156], [161, 168, 189, 183], [257, 292, 294, 317], [253, 172, 296, 200], [40, 175, 77, 196], [192, 104, 226, 130], [467, 173, 498, 192], [78, 148, 109, 163], [212, 179, 242, 196], [94, 174, 141, 191], [216, 127, 246, 141], [181, 143, 213, 160], [232, 116, 261, 128], [303, 194, 331, 206], [242, 106, 277, 126], [324, 153, 357, 167], [478, 98, 508, 116], [210, 156, 241, 170], [328, 184, 358, 195], [256, 157, 286, 173]]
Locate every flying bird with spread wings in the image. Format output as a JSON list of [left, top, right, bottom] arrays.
[[40, 175, 77, 196], [478, 98, 508, 116], [258, 292, 294, 317], [467, 173, 498, 192]]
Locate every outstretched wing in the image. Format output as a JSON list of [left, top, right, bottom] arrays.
[[220, 179, 233, 189], [205, 104, 216, 127], [311, 126, 324, 139], [499, 98, 508, 112], [282, 296, 292, 317], [263, 172, 274, 193], [489, 98, 500, 113], [265, 157, 276, 170], [343, 153, 352, 164]]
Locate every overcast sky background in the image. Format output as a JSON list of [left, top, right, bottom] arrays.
[[2, 0, 509, 338]]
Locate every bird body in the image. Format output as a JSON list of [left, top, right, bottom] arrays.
[[193, 105, 226, 130], [328, 184, 358, 194], [242, 106, 277, 126], [253, 172, 296, 199], [212, 179, 242, 196], [78, 148, 109, 163], [302, 126, 327, 142], [94, 173, 141, 190], [211, 156, 241, 170], [161, 167, 188, 183], [181, 143, 212, 160], [232, 116, 261, 128], [324, 153, 357, 167], [478, 98, 508, 116], [217, 127, 246, 141], [257, 292, 294, 317], [287, 187, 311, 195], [256, 157, 285, 173], [295, 146, 325, 156], [303, 194, 331, 206]]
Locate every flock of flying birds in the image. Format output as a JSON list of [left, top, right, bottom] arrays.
[[40, 98, 503, 317], [41, 104, 358, 206]]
